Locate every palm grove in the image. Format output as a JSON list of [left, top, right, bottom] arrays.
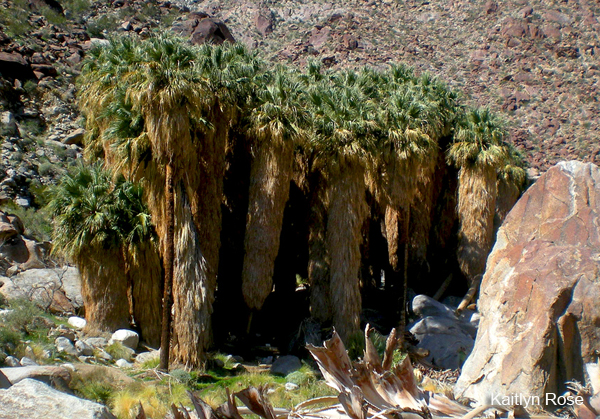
[[49, 35, 526, 369]]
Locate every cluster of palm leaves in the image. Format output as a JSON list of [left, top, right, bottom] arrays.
[[50, 34, 527, 369]]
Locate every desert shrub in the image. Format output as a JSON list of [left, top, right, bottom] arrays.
[[105, 341, 133, 361]]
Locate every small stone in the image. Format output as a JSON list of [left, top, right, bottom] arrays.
[[84, 337, 108, 348], [115, 359, 133, 368], [75, 340, 94, 356], [62, 129, 85, 146], [1, 112, 18, 136], [19, 357, 38, 367], [259, 356, 273, 365], [24, 346, 35, 359], [68, 316, 86, 329], [135, 350, 160, 365], [110, 329, 139, 349], [285, 382, 299, 391], [96, 349, 113, 361], [55, 336, 78, 356], [5, 356, 20, 367]]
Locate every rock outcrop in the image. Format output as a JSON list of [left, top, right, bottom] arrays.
[[173, 12, 235, 46], [456, 161, 600, 405], [0, 378, 116, 419]]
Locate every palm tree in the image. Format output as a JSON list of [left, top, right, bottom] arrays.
[[305, 72, 377, 342], [447, 108, 510, 294], [240, 68, 307, 320], [79, 36, 261, 369], [49, 164, 156, 336], [495, 145, 527, 228]]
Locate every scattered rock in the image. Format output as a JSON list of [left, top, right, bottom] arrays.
[[255, 8, 274, 36], [456, 161, 600, 404], [109, 329, 139, 350], [0, 378, 116, 419], [84, 337, 108, 348], [484, 1, 497, 14], [134, 350, 159, 365], [310, 26, 330, 49], [270, 355, 302, 376], [96, 349, 112, 361], [4, 356, 20, 367], [55, 336, 78, 356], [62, 128, 85, 146], [68, 316, 86, 329], [285, 382, 299, 391], [51, 324, 76, 342], [0, 52, 35, 80], [19, 357, 38, 367], [1, 112, 18, 136], [115, 359, 133, 368], [75, 340, 94, 356]]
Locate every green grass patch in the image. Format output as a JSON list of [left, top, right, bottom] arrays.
[[105, 341, 133, 361]]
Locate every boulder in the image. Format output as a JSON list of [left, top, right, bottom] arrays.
[[411, 294, 456, 319], [115, 359, 133, 368], [110, 329, 139, 349], [4, 356, 20, 367], [19, 357, 38, 367], [255, 8, 274, 36], [456, 161, 600, 405], [408, 295, 476, 370], [75, 340, 94, 356], [0, 365, 71, 387], [191, 18, 236, 45], [84, 337, 108, 348], [0, 267, 83, 314], [271, 355, 302, 376], [0, 52, 35, 80], [62, 128, 85, 146], [68, 316, 86, 329], [1, 112, 18, 136], [0, 378, 116, 419], [135, 349, 159, 365], [55, 337, 78, 356]]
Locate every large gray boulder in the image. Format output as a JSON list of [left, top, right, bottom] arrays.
[[0, 365, 71, 387], [408, 295, 477, 370], [456, 161, 600, 405], [0, 378, 115, 419], [0, 267, 82, 314]]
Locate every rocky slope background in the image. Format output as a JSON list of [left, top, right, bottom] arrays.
[[201, 0, 600, 173], [1, 0, 599, 207]]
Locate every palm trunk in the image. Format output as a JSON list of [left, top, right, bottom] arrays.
[[128, 241, 162, 348], [456, 165, 498, 282], [242, 139, 294, 310], [400, 206, 409, 335], [159, 162, 174, 371], [78, 247, 130, 334], [171, 113, 228, 367], [327, 158, 367, 342], [308, 171, 331, 324]]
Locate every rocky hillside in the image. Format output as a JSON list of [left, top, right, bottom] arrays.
[[0, 0, 599, 207], [204, 0, 600, 173]]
